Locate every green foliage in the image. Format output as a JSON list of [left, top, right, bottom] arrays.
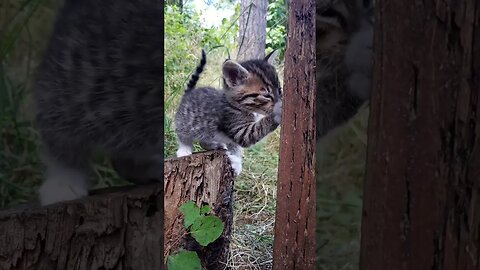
[[179, 200, 201, 228], [0, 0, 58, 208], [200, 205, 211, 215], [266, 0, 287, 59], [169, 201, 224, 269], [179, 200, 224, 246], [190, 215, 224, 246], [168, 250, 202, 270], [164, 3, 240, 157]]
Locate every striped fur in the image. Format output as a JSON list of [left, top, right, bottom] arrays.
[[34, 0, 164, 205], [186, 49, 207, 91], [174, 50, 282, 175]]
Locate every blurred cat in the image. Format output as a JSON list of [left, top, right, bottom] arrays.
[[34, 0, 164, 205], [316, 0, 374, 138]]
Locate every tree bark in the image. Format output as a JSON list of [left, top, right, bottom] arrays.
[[272, 0, 316, 268], [163, 151, 234, 270], [238, 0, 268, 60], [0, 184, 163, 270], [360, 0, 480, 269]]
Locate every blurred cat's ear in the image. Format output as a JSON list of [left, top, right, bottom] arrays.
[[317, 0, 349, 30], [264, 50, 279, 65], [222, 60, 249, 88]]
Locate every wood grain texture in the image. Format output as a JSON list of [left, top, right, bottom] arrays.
[[360, 0, 480, 269], [238, 0, 268, 60], [163, 151, 234, 270], [272, 0, 316, 268], [0, 184, 163, 270]]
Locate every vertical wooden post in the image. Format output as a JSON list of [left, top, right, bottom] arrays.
[[360, 0, 480, 269], [272, 0, 316, 268], [238, 0, 268, 60]]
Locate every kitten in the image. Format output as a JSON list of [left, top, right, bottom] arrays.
[[34, 0, 164, 205], [174, 50, 283, 176], [316, 0, 374, 139]]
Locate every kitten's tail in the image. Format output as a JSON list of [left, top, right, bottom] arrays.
[[186, 49, 207, 92]]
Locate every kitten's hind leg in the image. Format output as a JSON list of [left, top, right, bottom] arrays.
[[226, 144, 243, 177], [38, 149, 91, 206], [176, 138, 193, 157]]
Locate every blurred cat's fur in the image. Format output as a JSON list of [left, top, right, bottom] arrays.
[[34, 0, 163, 205], [174, 50, 283, 176], [316, 0, 374, 139]]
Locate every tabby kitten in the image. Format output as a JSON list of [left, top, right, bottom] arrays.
[[34, 0, 163, 205], [174, 50, 282, 176], [316, 0, 374, 138]]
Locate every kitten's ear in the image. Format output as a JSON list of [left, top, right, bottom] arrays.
[[264, 50, 279, 65], [222, 60, 249, 87], [317, 0, 349, 29]]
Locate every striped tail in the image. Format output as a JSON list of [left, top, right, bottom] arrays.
[[186, 49, 207, 92]]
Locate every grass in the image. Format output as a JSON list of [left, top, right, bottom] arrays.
[[0, 0, 59, 207], [316, 105, 368, 270], [226, 131, 280, 269]]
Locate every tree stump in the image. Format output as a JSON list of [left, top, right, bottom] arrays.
[[164, 151, 234, 270], [0, 184, 163, 270]]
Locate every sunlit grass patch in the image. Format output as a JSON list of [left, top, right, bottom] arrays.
[[316, 105, 369, 270]]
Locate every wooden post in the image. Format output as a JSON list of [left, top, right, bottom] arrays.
[[238, 0, 268, 60], [272, 0, 316, 268], [0, 184, 163, 270], [360, 0, 480, 269], [163, 151, 234, 270]]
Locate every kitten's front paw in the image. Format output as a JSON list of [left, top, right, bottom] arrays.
[[176, 143, 193, 157], [273, 100, 283, 124], [227, 153, 242, 176], [39, 178, 88, 206], [176, 149, 192, 157]]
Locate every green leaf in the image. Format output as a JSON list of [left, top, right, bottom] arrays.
[[200, 205, 211, 215], [168, 251, 202, 270], [190, 216, 224, 246], [179, 201, 201, 228]]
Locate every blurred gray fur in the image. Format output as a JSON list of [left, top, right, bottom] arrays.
[[34, 0, 164, 205], [316, 0, 374, 139]]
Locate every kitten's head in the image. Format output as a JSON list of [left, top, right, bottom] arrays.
[[221, 51, 281, 115], [317, 0, 374, 55]]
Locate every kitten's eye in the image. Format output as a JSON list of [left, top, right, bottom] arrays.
[[262, 92, 274, 101], [261, 87, 272, 94], [240, 93, 260, 102]]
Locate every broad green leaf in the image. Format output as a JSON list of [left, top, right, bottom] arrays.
[[200, 205, 211, 215], [167, 251, 202, 270], [179, 201, 200, 228], [190, 216, 224, 246]]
